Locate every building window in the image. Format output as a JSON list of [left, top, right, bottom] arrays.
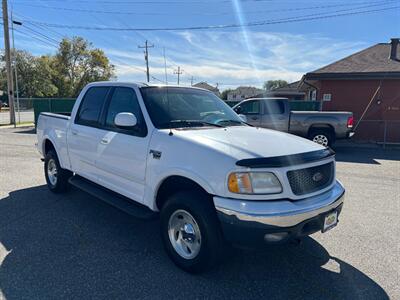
[[323, 93, 332, 101]]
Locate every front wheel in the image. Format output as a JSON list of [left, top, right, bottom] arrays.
[[44, 150, 72, 193], [160, 191, 224, 273]]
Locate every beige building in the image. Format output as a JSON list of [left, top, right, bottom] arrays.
[[227, 86, 264, 102], [193, 82, 221, 97]]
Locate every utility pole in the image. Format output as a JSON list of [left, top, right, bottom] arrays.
[[190, 76, 195, 86], [11, 12, 22, 124], [2, 0, 16, 126], [174, 66, 183, 85], [138, 40, 154, 83]]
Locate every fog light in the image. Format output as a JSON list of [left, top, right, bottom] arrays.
[[264, 232, 289, 242]]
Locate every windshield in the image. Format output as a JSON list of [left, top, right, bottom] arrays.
[[140, 87, 245, 129]]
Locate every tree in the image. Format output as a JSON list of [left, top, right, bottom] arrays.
[[263, 80, 288, 91], [52, 37, 115, 97], [220, 88, 233, 100], [1, 37, 115, 98], [0, 50, 57, 98]]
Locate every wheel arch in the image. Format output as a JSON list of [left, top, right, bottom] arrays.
[[154, 175, 213, 211], [308, 124, 335, 137], [41, 137, 68, 169], [43, 138, 56, 156]]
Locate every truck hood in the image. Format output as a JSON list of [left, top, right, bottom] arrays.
[[171, 126, 324, 161]]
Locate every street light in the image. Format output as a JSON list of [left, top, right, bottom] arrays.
[[11, 13, 22, 124]]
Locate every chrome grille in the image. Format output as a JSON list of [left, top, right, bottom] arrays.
[[287, 162, 334, 196]]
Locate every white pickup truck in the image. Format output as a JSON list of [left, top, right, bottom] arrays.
[[37, 82, 345, 273]]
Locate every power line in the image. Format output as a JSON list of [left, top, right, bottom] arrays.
[[21, 24, 60, 44], [8, 0, 317, 4], [11, 0, 396, 16], [152, 46, 204, 85], [56, 2, 150, 82], [14, 28, 58, 48], [12, 12, 67, 39], [20, 5, 400, 31], [83, 0, 152, 78], [151, 75, 166, 84], [24, 21, 66, 39], [12, 12, 144, 73]]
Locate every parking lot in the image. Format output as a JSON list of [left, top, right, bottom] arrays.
[[0, 126, 399, 300], [0, 111, 34, 125]]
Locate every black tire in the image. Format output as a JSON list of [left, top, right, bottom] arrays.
[[44, 149, 72, 193], [160, 190, 224, 273], [309, 129, 334, 147]]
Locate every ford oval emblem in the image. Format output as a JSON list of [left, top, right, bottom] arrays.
[[312, 172, 323, 182]]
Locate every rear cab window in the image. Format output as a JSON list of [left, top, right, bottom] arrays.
[[264, 100, 285, 115]]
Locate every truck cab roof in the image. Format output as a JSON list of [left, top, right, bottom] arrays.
[[84, 81, 212, 93]]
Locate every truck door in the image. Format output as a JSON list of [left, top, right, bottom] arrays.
[[67, 86, 110, 183], [260, 99, 289, 132], [95, 87, 150, 204], [237, 100, 262, 126]]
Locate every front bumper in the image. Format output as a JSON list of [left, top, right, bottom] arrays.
[[213, 180, 345, 246]]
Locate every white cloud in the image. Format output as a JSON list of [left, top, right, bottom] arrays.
[[106, 31, 366, 89]]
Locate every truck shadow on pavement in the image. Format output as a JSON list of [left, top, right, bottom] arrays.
[[13, 127, 36, 135], [0, 186, 389, 300], [334, 146, 400, 164]]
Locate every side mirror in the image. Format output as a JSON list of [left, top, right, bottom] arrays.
[[238, 114, 247, 122], [114, 112, 137, 128], [234, 106, 242, 114]]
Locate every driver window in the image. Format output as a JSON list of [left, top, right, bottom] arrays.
[[104, 87, 147, 137]]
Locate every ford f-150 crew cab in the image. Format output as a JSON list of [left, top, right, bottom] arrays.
[[233, 98, 354, 146], [37, 82, 345, 273]]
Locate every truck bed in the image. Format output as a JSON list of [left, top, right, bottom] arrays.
[[291, 111, 352, 116], [289, 110, 353, 139], [36, 112, 71, 169]]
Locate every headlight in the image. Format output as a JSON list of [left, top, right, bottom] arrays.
[[228, 172, 282, 194]]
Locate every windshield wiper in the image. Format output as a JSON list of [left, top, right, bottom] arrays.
[[162, 120, 224, 128], [216, 119, 252, 126]]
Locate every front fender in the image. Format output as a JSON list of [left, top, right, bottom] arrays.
[[145, 168, 216, 211]]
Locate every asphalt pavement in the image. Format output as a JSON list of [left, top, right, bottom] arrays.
[[0, 127, 399, 300], [0, 111, 34, 125]]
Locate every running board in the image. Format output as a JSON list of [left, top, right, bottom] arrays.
[[69, 175, 157, 220]]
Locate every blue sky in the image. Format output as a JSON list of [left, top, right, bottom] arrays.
[[5, 0, 400, 90]]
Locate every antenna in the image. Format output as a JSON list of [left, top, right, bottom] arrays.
[[163, 47, 168, 85], [167, 85, 173, 136]]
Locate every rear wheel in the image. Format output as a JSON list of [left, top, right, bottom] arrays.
[[309, 129, 334, 147], [44, 150, 72, 193], [160, 191, 224, 273]]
